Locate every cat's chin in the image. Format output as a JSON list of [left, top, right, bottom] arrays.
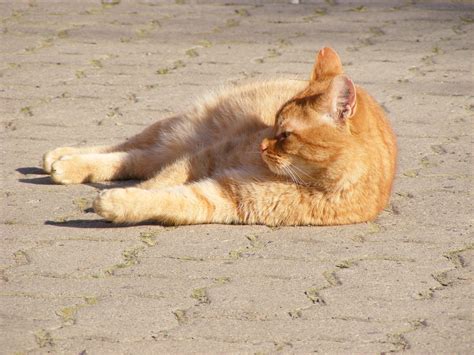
[[262, 158, 291, 179], [261, 155, 279, 175], [267, 164, 285, 177], [263, 157, 311, 186]]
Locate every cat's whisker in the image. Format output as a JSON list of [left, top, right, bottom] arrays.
[[282, 165, 302, 186], [286, 166, 306, 186], [289, 164, 314, 181], [280, 166, 296, 184], [285, 166, 301, 183], [267, 156, 301, 185]]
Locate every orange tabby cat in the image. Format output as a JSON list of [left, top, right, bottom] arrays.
[[43, 47, 397, 226]]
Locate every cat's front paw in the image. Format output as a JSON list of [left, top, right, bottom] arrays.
[[93, 188, 143, 223], [43, 147, 77, 173], [50, 155, 90, 184]]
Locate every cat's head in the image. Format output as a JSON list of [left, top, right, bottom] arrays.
[[261, 47, 361, 189]]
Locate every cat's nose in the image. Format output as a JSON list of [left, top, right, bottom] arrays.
[[260, 139, 269, 153]]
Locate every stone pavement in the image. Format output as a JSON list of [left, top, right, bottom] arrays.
[[1, 0, 473, 353]]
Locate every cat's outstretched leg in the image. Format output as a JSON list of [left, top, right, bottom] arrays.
[[93, 179, 240, 225], [43, 145, 111, 174], [93, 176, 363, 226], [43, 115, 183, 173], [93, 171, 301, 225], [50, 149, 165, 184], [49, 133, 224, 185]]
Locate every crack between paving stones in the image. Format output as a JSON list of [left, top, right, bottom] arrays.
[[379, 244, 473, 353]]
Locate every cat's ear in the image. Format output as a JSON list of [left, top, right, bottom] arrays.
[[327, 74, 357, 122], [310, 47, 344, 82]]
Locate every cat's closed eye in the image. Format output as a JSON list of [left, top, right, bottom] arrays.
[[277, 131, 291, 141]]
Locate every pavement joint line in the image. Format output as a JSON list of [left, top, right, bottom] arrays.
[[380, 319, 428, 353]]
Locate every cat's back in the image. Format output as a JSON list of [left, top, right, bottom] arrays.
[[158, 79, 306, 153], [351, 87, 397, 212], [354, 87, 397, 160], [193, 79, 307, 127]]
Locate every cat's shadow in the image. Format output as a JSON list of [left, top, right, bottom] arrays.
[[45, 219, 116, 228], [17, 167, 51, 185], [17, 167, 46, 175], [45, 219, 159, 228]]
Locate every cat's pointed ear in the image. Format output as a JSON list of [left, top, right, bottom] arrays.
[[310, 47, 344, 82], [327, 74, 357, 122]]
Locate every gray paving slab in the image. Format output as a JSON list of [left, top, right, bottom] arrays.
[[1, 0, 473, 353]]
